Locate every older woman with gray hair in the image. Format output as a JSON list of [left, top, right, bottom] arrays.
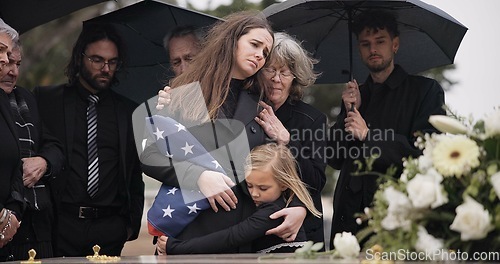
[[0, 18, 24, 261], [254, 32, 328, 248]]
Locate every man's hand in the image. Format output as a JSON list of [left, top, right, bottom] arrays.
[[342, 79, 361, 111], [265, 207, 306, 242], [344, 107, 369, 141], [197, 171, 238, 212], [21, 156, 47, 188]]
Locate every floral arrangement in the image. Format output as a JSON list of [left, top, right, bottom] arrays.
[[357, 108, 500, 259]]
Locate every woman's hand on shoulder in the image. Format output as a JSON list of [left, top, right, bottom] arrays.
[[255, 101, 290, 145], [156, 86, 172, 110], [198, 171, 238, 212], [265, 206, 306, 242]]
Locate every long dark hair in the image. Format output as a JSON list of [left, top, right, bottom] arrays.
[[65, 23, 126, 86], [169, 11, 273, 120]]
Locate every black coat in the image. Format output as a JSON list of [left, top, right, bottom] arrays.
[[33, 84, 145, 240], [275, 98, 327, 245], [166, 197, 307, 254], [328, 65, 445, 243], [9, 86, 64, 245], [138, 88, 267, 253], [0, 89, 24, 216], [0, 89, 24, 260]]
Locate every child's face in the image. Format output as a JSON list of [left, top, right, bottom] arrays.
[[246, 169, 286, 207]]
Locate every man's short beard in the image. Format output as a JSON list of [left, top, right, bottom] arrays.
[[80, 66, 114, 91]]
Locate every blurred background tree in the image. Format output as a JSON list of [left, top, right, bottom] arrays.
[[17, 0, 456, 195]]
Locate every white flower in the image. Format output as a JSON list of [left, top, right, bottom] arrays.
[[417, 154, 433, 173], [484, 109, 500, 138], [333, 232, 360, 259], [415, 226, 444, 255], [406, 169, 448, 209], [490, 172, 500, 199], [381, 186, 412, 230], [429, 115, 468, 134], [432, 135, 480, 178], [450, 196, 494, 241]]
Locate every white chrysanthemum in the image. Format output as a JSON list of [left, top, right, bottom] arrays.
[[432, 135, 480, 177]]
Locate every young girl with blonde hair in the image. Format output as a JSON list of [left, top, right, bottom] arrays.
[[156, 143, 321, 254]]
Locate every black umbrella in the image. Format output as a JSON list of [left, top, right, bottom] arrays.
[[263, 0, 468, 84], [84, 0, 221, 104], [0, 0, 109, 34]]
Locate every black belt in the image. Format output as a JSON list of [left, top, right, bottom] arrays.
[[60, 204, 121, 219]]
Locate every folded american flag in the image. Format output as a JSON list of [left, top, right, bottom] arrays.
[[145, 115, 227, 237]]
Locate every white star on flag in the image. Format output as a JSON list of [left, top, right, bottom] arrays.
[[175, 123, 186, 132], [162, 205, 175, 218], [167, 187, 178, 195], [165, 151, 173, 159], [153, 127, 165, 140], [187, 203, 201, 214], [212, 160, 221, 169], [181, 142, 194, 155]]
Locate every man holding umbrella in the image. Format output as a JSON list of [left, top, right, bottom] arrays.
[[328, 9, 445, 247]]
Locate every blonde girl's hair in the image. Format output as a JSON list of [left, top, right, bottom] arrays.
[[245, 143, 321, 218], [167, 10, 274, 121]]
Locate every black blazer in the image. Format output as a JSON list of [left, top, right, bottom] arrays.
[[137, 88, 267, 252], [0, 90, 24, 216], [275, 98, 327, 245], [0, 90, 24, 262], [33, 84, 145, 240], [11, 86, 64, 242]]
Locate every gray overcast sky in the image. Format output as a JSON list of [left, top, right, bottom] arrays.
[[181, 0, 499, 119]]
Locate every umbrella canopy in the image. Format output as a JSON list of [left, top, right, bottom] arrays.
[[263, 0, 468, 84], [0, 0, 109, 34], [84, 0, 221, 104]]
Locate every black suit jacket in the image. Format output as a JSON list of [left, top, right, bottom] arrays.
[[33, 84, 145, 240], [275, 98, 327, 245], [328, 65, 445, 239], [11, 86, 64, 242], [136, 88, 267, 252], [0, 90, 24, 217], [0, 89, 24, 261]]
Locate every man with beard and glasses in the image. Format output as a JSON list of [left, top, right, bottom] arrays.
[[33, 24, 144, 257], [327, 9, 445, 248]]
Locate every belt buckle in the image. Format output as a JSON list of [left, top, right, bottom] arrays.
[[79, 206, 96, 219]]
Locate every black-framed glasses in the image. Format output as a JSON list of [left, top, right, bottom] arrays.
[[82, 53, 121, 71], [262, 67, 295, 80]]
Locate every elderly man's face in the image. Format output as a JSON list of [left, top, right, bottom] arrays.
[[0, 47, 20, 94], [169, 34, 200, 76], [0, 32, 13, 74]]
